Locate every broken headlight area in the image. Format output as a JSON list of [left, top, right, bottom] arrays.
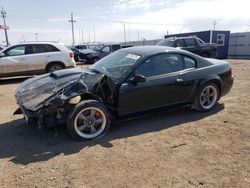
[[17, 80, 88, 129]]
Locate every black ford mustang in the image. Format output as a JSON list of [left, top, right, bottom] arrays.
[[15, 46, 234, 140]]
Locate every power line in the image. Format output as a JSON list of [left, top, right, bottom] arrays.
[[5, 15, 250, 27], [68, 12, 76, 44]]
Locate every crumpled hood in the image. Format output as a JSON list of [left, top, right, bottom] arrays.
[[15, 68, 104, 111]]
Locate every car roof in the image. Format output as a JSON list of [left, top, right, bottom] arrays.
[[165, 36, 198, 40], [118, 46, 190, 57], [16, 41, 64, 45], [103, 42, 121, 45], [4, 42, 68, 52]]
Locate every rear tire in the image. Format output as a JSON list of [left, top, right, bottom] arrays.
[[194, 82, 219, 112], [92, 57, 100, 64], [202, 52, 210, 58], [47, 63, 64, 73], [67, 100, 111, 141]]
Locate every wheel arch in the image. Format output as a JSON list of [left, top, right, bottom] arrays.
[[199, 76, 223, 99], [80, 92, 103, 103], [45, 61, 66, 72]]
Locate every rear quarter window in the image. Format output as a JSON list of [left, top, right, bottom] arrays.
[[184, 38, 197, 47], [46, 44, 60, 52], [32, 44, 48, 53], [183, 56, 196, 69]]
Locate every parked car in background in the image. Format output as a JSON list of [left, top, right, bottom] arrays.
[[157, 37, 217, 58], [94, 43, 122, 58], [0, 42, 76, 77], [73, 43, 132, 63], [74, 43, 89, 50], [0, 44, 6, 51], [70, 47, 100, 64], [14, 46, 233, 140]]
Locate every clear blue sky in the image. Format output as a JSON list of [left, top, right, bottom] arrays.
[[0, 0, 249, 44]]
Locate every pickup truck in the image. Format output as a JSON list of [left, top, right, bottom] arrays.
[[157, 37, 217, 58]]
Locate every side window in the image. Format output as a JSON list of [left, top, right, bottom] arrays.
[[102, 46, 110, 52], [76, 45, 87, 49], [135, 54, 183, 77], [217, 34, 225, 46], [46, 44, 59, 52], [5, 46, 26, 56], [183, 56, 196, 69], [185, 38, 197, 47], [32, 44, 48, 54], [112, 45, 121, 51], [174, 39, 185, 47]]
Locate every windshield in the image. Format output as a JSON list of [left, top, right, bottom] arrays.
[[88, 43, 104, 51], [90, 51, 141, 80], [157, 39, 174, 46]]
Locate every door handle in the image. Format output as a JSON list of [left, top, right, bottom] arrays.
[[176, 78, 184, 82]]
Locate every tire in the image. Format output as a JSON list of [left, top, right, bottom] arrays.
[[47, 63, 64, 73], [194, 82, 219, 112], [92, 57, 100, 63], [67, 100, 111, 141], [202, 52, 210, 58]]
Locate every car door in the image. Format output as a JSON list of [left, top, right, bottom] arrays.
[[25, 44, 51, 72], [118, 53, 195, 116], [99, 46, 111, 58], [0, 45, 28, 74], [183, 38, 200, 55], [176, 55, 199, 99]]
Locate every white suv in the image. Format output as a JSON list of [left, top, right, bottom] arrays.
[[0, 42, 76, 77]]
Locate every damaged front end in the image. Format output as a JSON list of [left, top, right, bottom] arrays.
[[14, 68, 117, 129]]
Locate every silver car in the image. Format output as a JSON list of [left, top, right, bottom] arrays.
[[0, 42, 76, 77]]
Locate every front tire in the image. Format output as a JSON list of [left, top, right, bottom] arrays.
[[194, 83, 219, 112], [67, 100, 111, 141]]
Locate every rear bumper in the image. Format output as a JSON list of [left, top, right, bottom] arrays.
[[66, 59, 76, 68], [221, 76, 234, 96]]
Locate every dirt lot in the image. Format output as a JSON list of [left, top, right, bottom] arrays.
[[0, 60, 249, 188]]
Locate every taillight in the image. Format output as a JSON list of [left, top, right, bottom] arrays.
[[70, 51, 74, 58]]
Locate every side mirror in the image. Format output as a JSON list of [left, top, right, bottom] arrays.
[[128, 74, 146, 84], [0, 52, 5, 57]]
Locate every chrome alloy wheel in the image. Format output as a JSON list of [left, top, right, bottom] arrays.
[[74, 107, 107, 139], [200, 85, 218, 110]]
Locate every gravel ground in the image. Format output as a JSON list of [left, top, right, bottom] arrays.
[[0, 60, 249, 188]]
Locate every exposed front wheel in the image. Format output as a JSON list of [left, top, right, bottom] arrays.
[[194, 83, 219, 112], [67, 100, 110, 141]]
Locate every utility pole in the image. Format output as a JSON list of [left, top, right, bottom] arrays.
[[93, 27, 96, 42], [68, 12, 76, 45], [120, 21, 126, 45], [34, 33, 39, 41], [213, 20, 217, 30], [1, 7, 9, 46], [81, 30, 84, 43], [137, 32, 140, 41]]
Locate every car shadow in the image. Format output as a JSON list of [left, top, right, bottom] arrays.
[[0, 76, 32, 85], [0, 103, 224, 165]]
